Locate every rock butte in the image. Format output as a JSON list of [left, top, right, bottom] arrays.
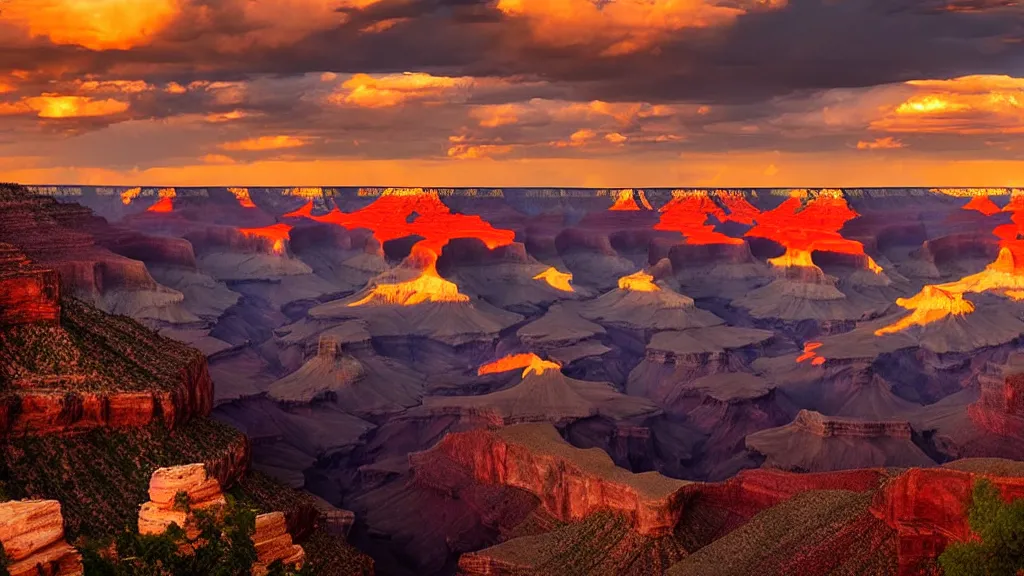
[[532, 266, 574, 292], [477, 352, 562, 378]]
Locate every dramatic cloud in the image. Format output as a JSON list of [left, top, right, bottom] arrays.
[[0, 0, 1022, 185]]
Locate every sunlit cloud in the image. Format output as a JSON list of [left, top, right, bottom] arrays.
[[205, 110, 253, 123], [3, 0, 180, 50], [328, 72, 476, 108], [74, 80, 154, 94], [857, 137, 905, 150], [495, 0, 787, 56], [1, 95, 131, 118], [220, 135, 308, 151], [201, 154, 237, 164], [870, 75, 1024, 135]]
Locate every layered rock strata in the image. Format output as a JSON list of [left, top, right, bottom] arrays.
[[137, 464, 227, 539], [0, 500, 83, 576], [410, 423, 692, 536], [0, 243, 60, 327], [251, 512, 305, 576]]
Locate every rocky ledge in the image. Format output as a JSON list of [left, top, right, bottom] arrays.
[[791, 409, 913, 439], [138, 463, 228, 539], [251, 512, 306, 576], [0, 499, 83, 576], [409, 422, 692, 536]]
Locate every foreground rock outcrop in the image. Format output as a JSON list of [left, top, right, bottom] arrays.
[[0, 500, 83, 576], [251, 512, 306, 576], [138, 463, 227, 539]]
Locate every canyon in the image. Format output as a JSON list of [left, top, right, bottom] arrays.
[[6, 184, 1024, 574]]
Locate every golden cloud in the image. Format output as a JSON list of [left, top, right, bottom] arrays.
[[3, 0, 180, 50], [0, 95, 131, 118], [870, 75, 1024, 135], [495, 0, 787, 56], [220, 135, 308, 151], [328, 72, 474, 108]]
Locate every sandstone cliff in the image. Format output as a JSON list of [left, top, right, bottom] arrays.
[[0, 243, 60, 327], [410, 423, 692, 536], [0, 499, 83, 576]]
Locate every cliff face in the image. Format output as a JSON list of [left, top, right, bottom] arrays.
[[968, 372, 1024, 436], [0, 352, 214, 436], [0, 500, 83, 576], [410, 423, 692, 536], [869, 466, 1024, 575], [0, 243, 60, 327]]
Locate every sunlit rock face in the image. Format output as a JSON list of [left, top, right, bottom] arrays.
[[0, 500, 83, 576], [26, 184, 1024, 574]]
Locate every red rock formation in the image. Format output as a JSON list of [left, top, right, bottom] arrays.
[[138, 464, 227, 539], [0, 354, 214, 436], [251, 512, 305, 576], [0, 500, 83, 576], [410, 423, 692, 536], [968, 372, 1024, 436], [870, 466, 1024, 575], [0, 243, 60, 327]]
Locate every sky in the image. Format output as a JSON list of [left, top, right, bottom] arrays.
[[0, 0, 1022, 187]]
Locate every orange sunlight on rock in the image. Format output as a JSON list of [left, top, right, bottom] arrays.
[[120, 187, 142, 206], [877, 192, 1024, 335], [4, 0, 179, 50], [147, 197, 174, 213], [238, 223, 293, 255], [608, 189, 652, 211], [229, 187, 257, 208], [963, 195, 1001, 216], [477, 353, 562, 377], [745, 192, 883, 273], [796, 342, 825, 365], [618, 271, 660, 292], [533, 267, 575, 292], [348, 252, 470, 306], [654, 190, 744, 245]]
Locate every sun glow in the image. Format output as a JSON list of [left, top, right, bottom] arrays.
[[477, 353, 562, 378]]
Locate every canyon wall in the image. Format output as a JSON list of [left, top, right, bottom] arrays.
[[409, 423, 692, 536], [793, 409, 913, 439], [0, 243, 60, 327], [0, 354, 214, 436]]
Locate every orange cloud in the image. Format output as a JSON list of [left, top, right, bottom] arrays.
[[328, 72, 473, 108], [201, 154, 237, 165], [74, 80, 154, 94], [205, 110, 251, 123], [495, 0, 786, 55], [857, 137, 905, 150], [446, 135, 514, 159], [220, 135, 308, 151], [870, 75, 1024, 135], [3, 0, 180, 50], [472, 104, 523, 127], [11, 96, 131, 118]]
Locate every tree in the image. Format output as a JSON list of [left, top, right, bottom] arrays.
[[939, 478, 1024, 576], [80, 495, 305, 576]]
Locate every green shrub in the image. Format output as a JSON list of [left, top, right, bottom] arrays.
[[938, 478, 1024, 576]]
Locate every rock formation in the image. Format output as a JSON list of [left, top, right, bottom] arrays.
[[138, 464, 227, 539], [746, 410, 934, 472], [411, 423, 693, 536], [251, 512, 305, 576], [0, 500, 83, 576], [0, 243, 60, 327]]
